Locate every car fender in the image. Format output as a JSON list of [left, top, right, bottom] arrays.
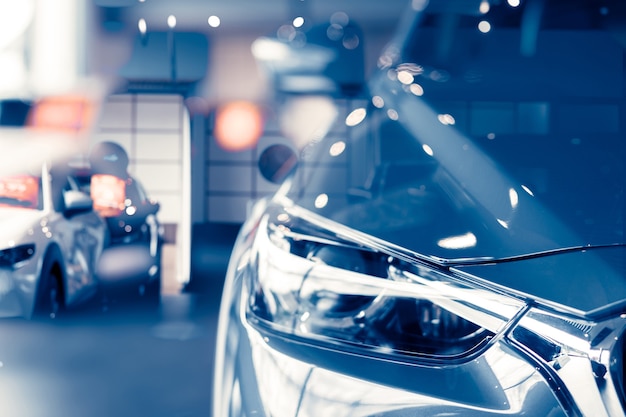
[[28, 243, 65, 318]]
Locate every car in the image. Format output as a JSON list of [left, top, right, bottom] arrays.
[[212, 0, 626, 416], [0, 130, 108, 320], [71, 141, 163, 306]]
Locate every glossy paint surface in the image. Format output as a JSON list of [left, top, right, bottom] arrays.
[[213, 1, 626, 416]]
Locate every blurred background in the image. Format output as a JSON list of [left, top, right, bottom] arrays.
[[0, 1, 408, 416], [1, 0, 409, 287]]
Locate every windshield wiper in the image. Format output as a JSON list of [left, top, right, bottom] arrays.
[[440, 243, 626, 267]]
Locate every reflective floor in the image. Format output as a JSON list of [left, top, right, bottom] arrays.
[[0, 224, 236, 417]]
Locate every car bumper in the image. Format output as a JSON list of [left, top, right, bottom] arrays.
[[0, 268, 36, 318]]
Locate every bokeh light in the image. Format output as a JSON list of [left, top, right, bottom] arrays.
[[293, 16, 304, 28], [214, 101, 264, 152], [138, 18, 147, 34], [314, 193, 329, 209], [167, 15, 176, 28], [372, 96, 384, 108], [345, 108, 366, 127], [480, 0, 490, 13], [437, 113, 455, 125], [27, 94, 96, 133], [410, 83, 424, 96], [329, 141, 346, 157], [208, 15, 220, 27]]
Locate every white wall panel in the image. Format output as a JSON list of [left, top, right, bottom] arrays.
[[96, 93, 186, 226], [135, 132, 182, 161], [149, 194, 181, 225], [133, 162, 181, 193], [91, 131, 132, 151], [97, 98, 133, 129], [135, 97, 182, 130]]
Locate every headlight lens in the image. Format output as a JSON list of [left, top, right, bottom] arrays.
[[245, 208, 523, 360], [0, 244, 35, 268]]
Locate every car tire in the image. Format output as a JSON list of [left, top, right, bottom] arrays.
[[141, 275, 161, 307], [34, 247, 65, 320], [140, 246, 162, 310]]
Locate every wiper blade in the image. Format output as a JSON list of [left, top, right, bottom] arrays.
[[441, 243, 626, 267], [282, 199, 626, 272]]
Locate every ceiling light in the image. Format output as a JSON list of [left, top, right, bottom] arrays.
[[138, 18, 147, 34], [167, 15, 176, 29], [208, 15, 220, 28]]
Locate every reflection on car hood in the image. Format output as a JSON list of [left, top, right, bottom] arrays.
[[275, 198, 626, 316], [454, 245, 626, 318], [0, 208, 41, 248], [286, 68, 625, 262], [372, 73, 625, 259]]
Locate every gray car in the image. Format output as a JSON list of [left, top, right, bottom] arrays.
[[213, 0, 626, 416]]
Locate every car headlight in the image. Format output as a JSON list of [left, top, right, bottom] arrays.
[[242, 201, 626, 415], [0, 244, 36, 268], [245, 205, 524, 361]]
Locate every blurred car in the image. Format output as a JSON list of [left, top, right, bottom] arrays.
[[0, 131, 107, 320], [70, 141, 163, 305], [213, 1, 626, 416]]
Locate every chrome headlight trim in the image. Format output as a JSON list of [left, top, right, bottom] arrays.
[[245, 205, 525, 364], [510, 309, 626, 417]]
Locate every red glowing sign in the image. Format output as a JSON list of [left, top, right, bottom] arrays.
[[90, 174, 126, 217], [0, 175, 39, 209], [27, 95, 96, 133]]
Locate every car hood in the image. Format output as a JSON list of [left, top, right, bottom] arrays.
[[452, 245, 626, 317], [276, 197, 626, 316], [0, 208, 41, 248], [285, 69, 625, 261], [277, 1, 626, 316]]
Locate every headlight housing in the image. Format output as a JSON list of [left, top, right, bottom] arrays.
[[245, 204, 524, 361], [0, 244, 35, 268]]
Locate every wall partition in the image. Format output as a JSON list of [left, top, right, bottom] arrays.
[[94, 93, 191, 287]]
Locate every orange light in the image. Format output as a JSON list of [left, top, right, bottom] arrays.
[[214, 101, 264, 151], [27, 95, 96, 133], [0, 175, 39, 209], [90, 174, 126, 217]]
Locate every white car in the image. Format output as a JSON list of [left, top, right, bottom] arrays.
[[213, 1, 626, 416], [0, 130, 108, 319]]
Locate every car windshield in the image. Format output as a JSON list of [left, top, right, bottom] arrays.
[[283, 0, 626, 261]]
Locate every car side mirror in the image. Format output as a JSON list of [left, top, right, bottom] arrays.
[[146, 200, 160, 216], [63, 190, 93, 217], [258, 144, 298, 184]]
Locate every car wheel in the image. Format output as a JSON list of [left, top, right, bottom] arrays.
[[34, 249, 65, 320], [140, 275, 161, 309]]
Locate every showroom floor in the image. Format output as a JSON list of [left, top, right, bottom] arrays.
[[0, 226, 238, 417]]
